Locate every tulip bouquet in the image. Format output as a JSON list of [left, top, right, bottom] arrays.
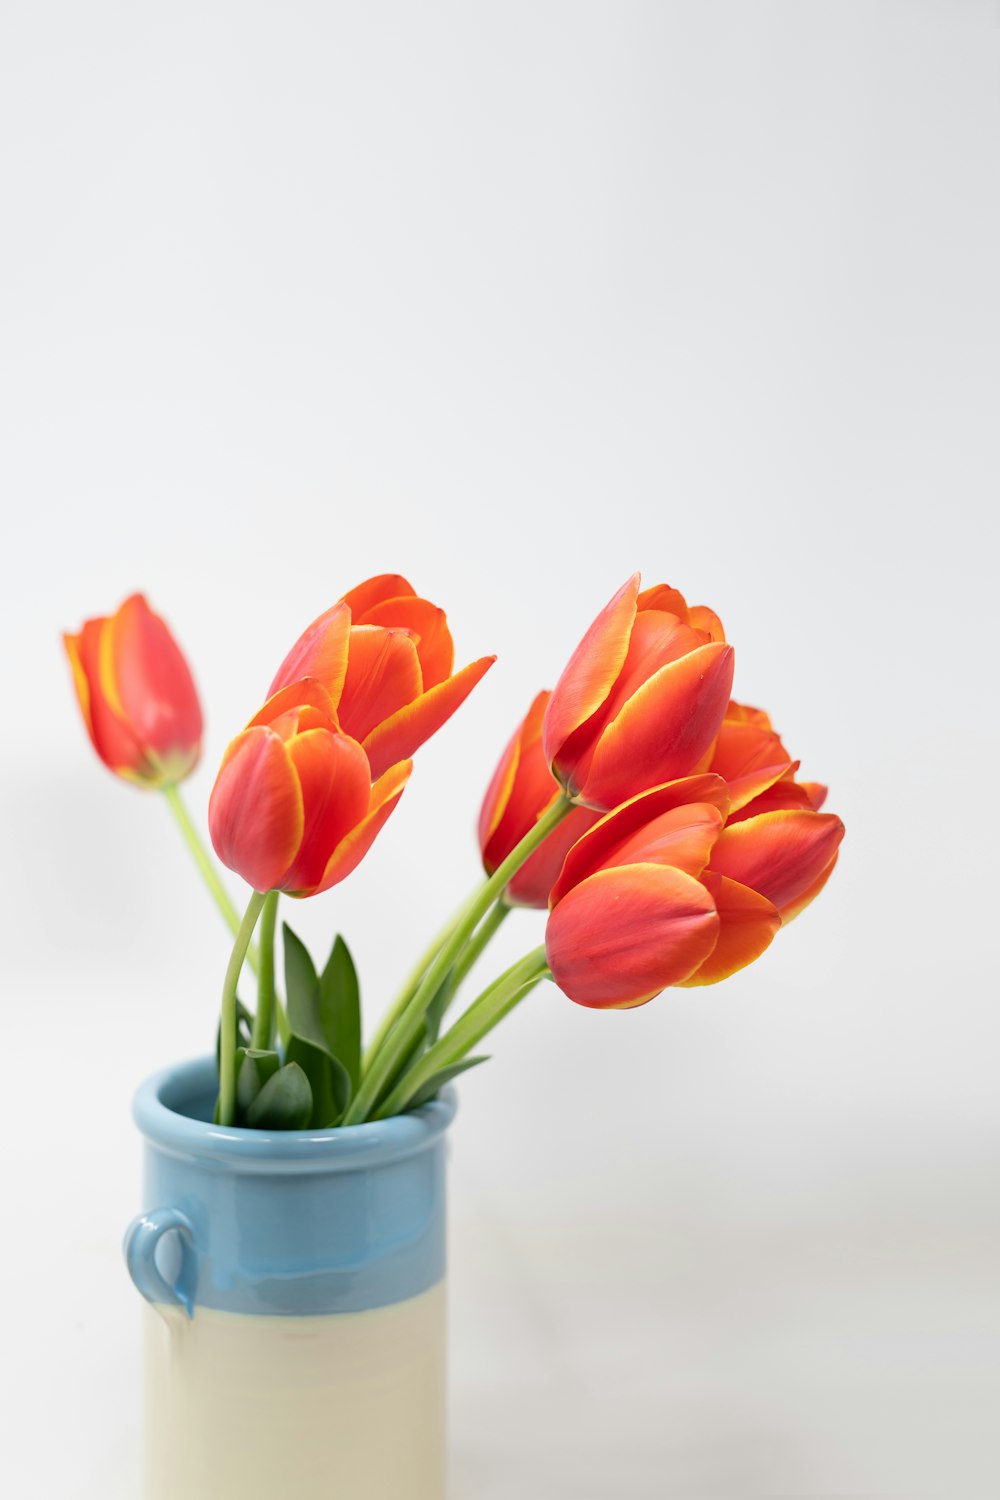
[[65, 574, 843, 1132]]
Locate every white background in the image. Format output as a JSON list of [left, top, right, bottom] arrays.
[[2, 3, 998, 1496]]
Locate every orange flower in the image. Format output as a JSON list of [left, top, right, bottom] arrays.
[[544, 777, 734, 1008], [209, 680, 410, 896], [542, 575, 735, 810], [675, 699, 844, 985], [268, 575, 495, 780], [63, 593, 202, 789], [478, 691, 600, 908]]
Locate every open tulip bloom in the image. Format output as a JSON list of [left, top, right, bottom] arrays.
[[65, 572, 844, 1130]]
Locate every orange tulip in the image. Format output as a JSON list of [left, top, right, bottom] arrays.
[[63, 593, 202, 789], [209, 680, 411, 896], [478, 691, 601, 908], [542, 574, 735, 810], [545, 777, 736, 1008], [268, 575, 495, 780], [676, 700, 844, 985]]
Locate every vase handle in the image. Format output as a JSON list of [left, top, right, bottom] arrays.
[[123, 1207, 197, 1319]]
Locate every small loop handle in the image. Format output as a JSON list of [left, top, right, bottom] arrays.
[[123, 1207, 197, 1319]]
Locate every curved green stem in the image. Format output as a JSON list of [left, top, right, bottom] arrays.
[[219, 890, 267, 1127], [429, 900, 510, 1033], [251, 892, 279, 1050], [344, 794, 572, 1125], [163, 784, 259, 975], [362, 904, 466, 1073], [375, 947, 549, 1119]]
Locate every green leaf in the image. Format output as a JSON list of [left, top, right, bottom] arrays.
[[423, 975, 452, 1047], [320, 936, 361, 1093], [245, 1062, 313, 1130], [236, 1048, 281, 1119], [283, 922, 353, 1117], [285, 1035, 346, 1128], [406, 1056, 490, 1111]]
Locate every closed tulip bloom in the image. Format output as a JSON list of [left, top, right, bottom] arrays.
[[63, 593, 202, 789], [209, 680, 411, 896], [478, 691, 600, 908], [677, 701, 844, 985], [542, 574, 735, 810], [545, 776, 741, 1008], [268, 575, 495, 781]]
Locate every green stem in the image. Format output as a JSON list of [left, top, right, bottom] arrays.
[[375, 947, 549, 1119], [362, 904, 466, 1073], [431, 900, 510, 1030], [163, 783, 259, 976], [219, 890, 267, 1126], [251, 892, 279, 1050], [344, 793, 572, 1125]]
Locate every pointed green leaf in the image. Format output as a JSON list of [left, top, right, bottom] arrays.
[[423, 976, 451, 1047], [320, 935, 361, 1092], [245, 1062, 313, 1130], [236, 1048, 281, 1120], [285, 1035, 351, 1127], [406, 1056, 490, 1111], [284, 922, 353, 1115]]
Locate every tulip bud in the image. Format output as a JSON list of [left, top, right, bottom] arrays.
[[543, 575, 735, 810], [209, 680, 411, 897], [268, 576, 495, 781], [63, 593, 202, 789]]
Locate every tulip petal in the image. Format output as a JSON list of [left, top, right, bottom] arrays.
[[708, 810, 845, 918], [709, 718, 793, 811], [65, 620, 150, 779], [339, 574, 416, 616], [478, 691, 548, 855], [578, 642, 735, 809], [677, 874, 780, 986], [780, 851, 839, 923], [542, 575, 640, 768], [725, 700, 774, 731], [361, 655, 496, 780], [727, 779, 817, 824], [550, 776, 731, 906], [800, 781, 828, 811], [687, 604, 726, 643], [209, 728, 305, 892], [546, 863, 720, 1008], [358, 597, 455, 689], [593, 610, 705, 725], [337, 627, 423, 745], [104, 595, 203, 770], [281, 730, 373, 894], [637, 583, 690, 617], [268, 602, 352, 702], [249, 677, 338, 731], [315, 759, 412, 894]]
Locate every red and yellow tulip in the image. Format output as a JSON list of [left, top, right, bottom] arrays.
[[542, 575, 735, 810], [209, 680, 411, 896], [269, 574, 495, 780], [63, 594, 202, 789], [545, 747, 844, 1005], [478, 691, 600, 908]]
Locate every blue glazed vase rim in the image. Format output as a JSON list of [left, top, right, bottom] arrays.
[[133, 1055, 457, 1175]]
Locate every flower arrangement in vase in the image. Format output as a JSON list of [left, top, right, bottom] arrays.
[[65, 572, 843, 1500]]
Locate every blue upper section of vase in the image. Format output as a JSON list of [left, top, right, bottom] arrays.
[[130, 1056, 455, 1317]]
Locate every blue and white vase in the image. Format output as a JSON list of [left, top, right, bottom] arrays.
[[124, 1056, 455, 1500]]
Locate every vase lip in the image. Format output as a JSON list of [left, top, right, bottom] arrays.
[[133, 1054, 457, 1174]]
